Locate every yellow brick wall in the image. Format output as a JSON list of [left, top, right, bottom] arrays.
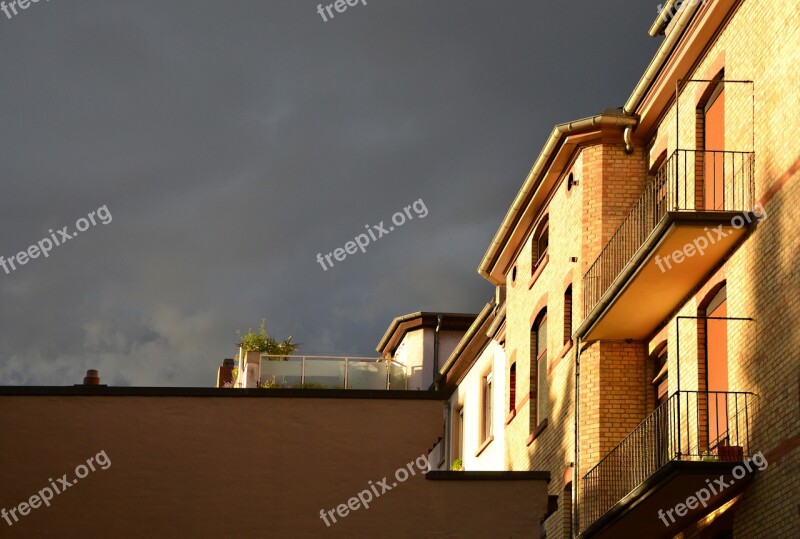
[[503, 139, 649, 537], [499, 2, 799, 536], [644, 0, 800, 536], [504, 152, 582, 538]]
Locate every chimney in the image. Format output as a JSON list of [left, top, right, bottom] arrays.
[[83, 369, 101, 385], [217, 359, 235, 388]]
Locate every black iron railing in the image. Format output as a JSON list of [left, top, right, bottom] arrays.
[[582, 150, 755, 317], [579, 390, 757, 532]]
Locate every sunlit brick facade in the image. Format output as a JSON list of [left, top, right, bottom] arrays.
[[466, 1, 799, 537]]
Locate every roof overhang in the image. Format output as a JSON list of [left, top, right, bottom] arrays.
[[627, 0, 739, 139], [436, 302, 496, 396], [478, 111, 638, 285], [376, 312, 477, 358]]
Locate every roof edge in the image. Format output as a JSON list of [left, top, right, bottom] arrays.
[[478, 112, 637, 284], [376, 312, 477, 356], [625, 0, 704, 114], [437, 301, 495, 385]]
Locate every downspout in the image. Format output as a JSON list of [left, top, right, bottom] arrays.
[[434, 314, 443, 385], [443, 402, 451, 470], [572, 337, 581, 538], [437, 313, 446, 468], [624, 126, 634, 154]]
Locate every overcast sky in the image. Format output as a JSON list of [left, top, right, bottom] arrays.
[[0, 0, 661, 386]]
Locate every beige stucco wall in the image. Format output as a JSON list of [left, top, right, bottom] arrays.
[[395, 328, 464, 391], [438, 331, 465, 369], [448, 339, 507, 471], [394, 329, 428, 390], [0, 391, 549, 538]]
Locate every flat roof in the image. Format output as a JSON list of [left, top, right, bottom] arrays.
[[0, 386, 446, 400]]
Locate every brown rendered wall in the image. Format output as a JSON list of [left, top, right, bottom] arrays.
[[0, 390, 549, 538]]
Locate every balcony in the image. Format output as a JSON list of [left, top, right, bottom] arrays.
[[580, 150, 755, 340], [259, 355, 409, 390], [579, 390, 758, 538]]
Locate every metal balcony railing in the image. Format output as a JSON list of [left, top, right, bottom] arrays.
[[259, 355, 409, 390], [579, 390, 757, 532], [583, 149, 755, 317]]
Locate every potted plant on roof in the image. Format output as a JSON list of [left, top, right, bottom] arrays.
[[237, 319, 298, 359]]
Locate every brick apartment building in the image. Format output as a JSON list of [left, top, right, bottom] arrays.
[[435, 0, 799, 537], [2, 1, 797, 538]]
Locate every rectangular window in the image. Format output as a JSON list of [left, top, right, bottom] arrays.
[[452, 406, 463, 464], [482, 372, 493, 441], [704, 82, 726, 210]]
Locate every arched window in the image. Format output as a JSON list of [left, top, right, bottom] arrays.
[[509, 363, 517, 413], [563, 285, 573, 344], [530, 309, 548, 431]]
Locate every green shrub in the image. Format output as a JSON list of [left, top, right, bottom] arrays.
[[237, 319, 298, 357]]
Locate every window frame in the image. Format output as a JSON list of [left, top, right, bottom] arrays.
[[532, 217, 550, 271], [509, 362, 517, 414], [452, 404, 464, 465], [529, 309, 549, 440], [481, 370, 493, 443], [563, 285, 573, 345]]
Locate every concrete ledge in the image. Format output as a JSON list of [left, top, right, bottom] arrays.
[[0, 386, 445, 399], [426, 470, 551, 482]]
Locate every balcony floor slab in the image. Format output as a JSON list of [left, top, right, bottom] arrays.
[[580, 459, 755, 538], [580, 211, 756, 341]]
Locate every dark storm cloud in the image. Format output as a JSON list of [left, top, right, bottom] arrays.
[[0, 0, 660, 386]]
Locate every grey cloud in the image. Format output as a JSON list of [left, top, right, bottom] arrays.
[[0, 0, 659, 386]]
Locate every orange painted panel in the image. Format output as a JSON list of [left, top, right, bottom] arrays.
[[707, 298, 728, 444], [704, 89, 726, 210]]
